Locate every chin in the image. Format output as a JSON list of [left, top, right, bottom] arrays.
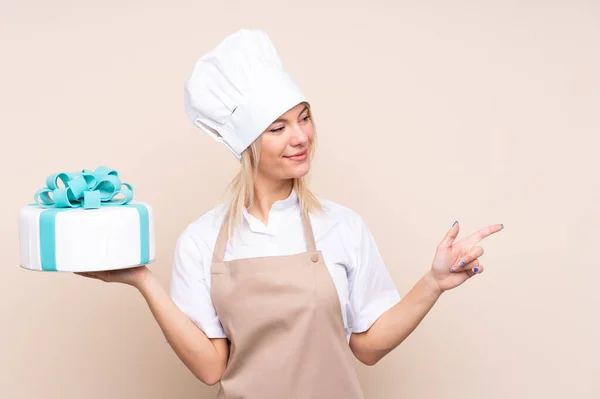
[[289, 162, 311, 179], [274, 161, 310, 180]]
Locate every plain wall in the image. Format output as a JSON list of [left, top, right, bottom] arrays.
[[1, 0, 598, 398]]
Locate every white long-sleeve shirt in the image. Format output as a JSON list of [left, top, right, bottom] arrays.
[[169, 189, 401, 342]]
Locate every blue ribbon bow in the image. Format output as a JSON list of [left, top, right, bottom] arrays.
[[33, 166, 133, 209]]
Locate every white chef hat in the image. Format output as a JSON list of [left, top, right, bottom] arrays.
[[184, 29, 308, 160]]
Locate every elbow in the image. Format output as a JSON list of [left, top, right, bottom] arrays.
[[202, 374, 222, 387], [351, 347, 382, 366], [194, 369, 223, 386], [357, 353, 381, 367], [190, 360, 226, 386], [350, 333, 385, 366], [363, 358, 379, 367], [187, 340, 229, 386]]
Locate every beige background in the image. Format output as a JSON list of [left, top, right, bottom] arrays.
[[1, 0, 598, 398]]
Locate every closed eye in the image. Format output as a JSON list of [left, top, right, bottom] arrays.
[[269, 115, 311, 133]]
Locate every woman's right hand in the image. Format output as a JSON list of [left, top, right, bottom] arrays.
[[75, 265, 150, 289]]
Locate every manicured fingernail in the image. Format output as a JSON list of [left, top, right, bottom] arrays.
[[450, 267, 455, 272], [473, 267, 479, 273], [501, 224, 504, 229], [459, 261, 465, 267], [452, 221, 458, 227]]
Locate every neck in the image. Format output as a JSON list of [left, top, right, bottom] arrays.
[[247, 176, 294, 225]]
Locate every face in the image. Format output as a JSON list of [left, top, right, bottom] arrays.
[[256, 102, 314, 181]]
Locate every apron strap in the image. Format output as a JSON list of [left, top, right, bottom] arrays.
[[213, 210, 230, 263], [300, 209, 317, 252], [212, 205, 318, 263]]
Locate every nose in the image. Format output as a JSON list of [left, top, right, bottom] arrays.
[[289, 124, 309, 146]]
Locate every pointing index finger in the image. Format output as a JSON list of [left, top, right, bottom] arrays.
[[457, 223, 504, 247]]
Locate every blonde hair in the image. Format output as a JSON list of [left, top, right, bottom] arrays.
[[220, 102, 323, 237]]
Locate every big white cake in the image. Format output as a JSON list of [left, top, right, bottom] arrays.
[[19, 167, 156, 272]]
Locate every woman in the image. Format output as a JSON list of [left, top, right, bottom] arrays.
[[78, 29, 503, 398]]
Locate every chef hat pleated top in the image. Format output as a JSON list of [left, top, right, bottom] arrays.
[[184, 29, 308, 160]]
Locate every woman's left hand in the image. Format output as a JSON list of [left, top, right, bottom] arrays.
[[429, 221, 504, 293]]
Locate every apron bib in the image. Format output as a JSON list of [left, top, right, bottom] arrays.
[[210, 209, 364, 399]]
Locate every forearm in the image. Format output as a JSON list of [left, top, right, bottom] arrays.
[[350, 271, 442, 365], [136, 273, 227, 385]]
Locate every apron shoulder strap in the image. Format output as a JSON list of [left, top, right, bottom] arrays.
[[301, 209, 317, 252], [213, 211, 230, 263]]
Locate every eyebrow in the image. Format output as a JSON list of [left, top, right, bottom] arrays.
[[271, 105, 309, 124]]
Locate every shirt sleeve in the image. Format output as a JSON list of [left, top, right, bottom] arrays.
[[348, 216, 401, 333], [169, 229, 227, 339]]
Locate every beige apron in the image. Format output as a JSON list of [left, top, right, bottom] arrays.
[[210, 209, 365, 399]]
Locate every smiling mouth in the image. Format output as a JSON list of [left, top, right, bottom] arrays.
[[285, 150, 307, 158]]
